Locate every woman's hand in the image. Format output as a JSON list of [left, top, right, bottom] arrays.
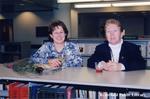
[[48, 59, 62, 67]]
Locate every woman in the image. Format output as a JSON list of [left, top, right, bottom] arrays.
[[88, 18, 146, 71], [31, 20, 82, 67]]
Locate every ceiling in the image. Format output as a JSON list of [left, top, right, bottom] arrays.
[[0, 0, 58, 13], [80, 11, 150, 17], [0, 0, 149, 13]]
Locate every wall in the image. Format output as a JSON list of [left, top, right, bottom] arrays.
[[71, 6, 150, 38], [0, 4, 71, 45], [78, 14, 100, 38], [77, 13, 146, 38], [13, 4, 71, 44], [1, 4, 150, 44]]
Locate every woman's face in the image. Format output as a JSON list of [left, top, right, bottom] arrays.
[[105, 23, 124, 45], [50, 26, 66, 44]]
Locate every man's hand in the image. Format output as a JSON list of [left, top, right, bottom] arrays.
[[103, 61, 122, 71]]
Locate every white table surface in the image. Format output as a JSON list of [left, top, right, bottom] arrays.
[[0, 66, 150, 90]]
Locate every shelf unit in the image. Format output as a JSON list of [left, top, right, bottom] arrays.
[[70, 39, 150, 67], [0, 66, 150, 98]]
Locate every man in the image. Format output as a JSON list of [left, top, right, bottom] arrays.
[[88, 18, 146, 71]]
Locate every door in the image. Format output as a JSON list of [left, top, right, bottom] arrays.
[[0, 19, 13, 42]]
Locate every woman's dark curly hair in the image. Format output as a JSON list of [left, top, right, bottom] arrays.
[[48, 20, 68, 42]]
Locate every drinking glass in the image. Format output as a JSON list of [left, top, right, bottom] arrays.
[[95, 62, 103, 73], [57, 54, 66, 69]]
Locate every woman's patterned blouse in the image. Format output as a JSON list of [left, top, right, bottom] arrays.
[[30, 42, 83, 67]]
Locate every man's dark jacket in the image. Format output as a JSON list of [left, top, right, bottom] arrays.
[[87, 41, 146, 71]]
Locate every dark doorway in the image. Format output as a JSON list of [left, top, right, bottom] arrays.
[[0, 19, 13, 42]]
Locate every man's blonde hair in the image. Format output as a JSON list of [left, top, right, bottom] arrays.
[[105, 18, 123, 32]]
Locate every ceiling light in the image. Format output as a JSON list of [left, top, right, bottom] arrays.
[[74, 3, 111, 8], [112, 1, 150, 7], [57, 0, 102, 3]]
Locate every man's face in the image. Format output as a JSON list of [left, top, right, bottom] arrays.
[[105, 23, 124, 45]]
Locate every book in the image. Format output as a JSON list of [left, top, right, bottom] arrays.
[[56, 85, 68, 99], [29, 82, 44, 99], [19, 84, 29, 99], [34, 84, 76, 99], [14, 83, 25, 99], [8, 82, 20, 99], [0, 90, 8, 98], [37, 85, 59, 99], [0, 84, 3, 90], [67, 86, 75, 99], [8, 82, 28, 99], [38, 85, 76, 99]]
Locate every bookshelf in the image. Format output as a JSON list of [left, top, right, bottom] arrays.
[[70, 39, 150, 67], [0, 41, 31, 63], [0, 66, 150, 98]]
